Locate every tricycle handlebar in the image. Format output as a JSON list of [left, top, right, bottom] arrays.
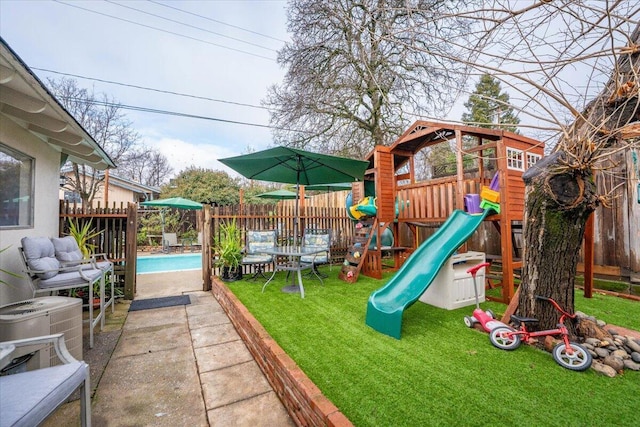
[[466, 262, 490, 276]]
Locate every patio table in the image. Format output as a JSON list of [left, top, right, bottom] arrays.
[[261, 246, 325, 298]]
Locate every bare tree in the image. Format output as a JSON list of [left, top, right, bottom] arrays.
[[286, 2, 639, 329], [264, 0, 476, 159], [386, 1, 639, 330], [145, 150, 173, 187], [47, 77, 140, 205], [518, 22, 640, 330], [118, 146, 173, 187]]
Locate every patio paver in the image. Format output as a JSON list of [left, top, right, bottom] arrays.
[[45, 270, 295, 426], [194, 340, 254, 373]]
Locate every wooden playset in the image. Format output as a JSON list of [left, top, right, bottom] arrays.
[[339, 120, 545, 304]]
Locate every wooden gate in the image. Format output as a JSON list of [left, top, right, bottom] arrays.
[[59, 201, 137, 299]]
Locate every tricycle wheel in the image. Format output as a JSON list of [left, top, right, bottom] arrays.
[[489, 327, 521, 350], [552, 343, 592, 371], [464, 316, 474, 328], [486, 309, 495, 319]]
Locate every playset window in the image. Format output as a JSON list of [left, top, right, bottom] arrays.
[[506, 147, 524, 171], [526, 153, 541, 169]]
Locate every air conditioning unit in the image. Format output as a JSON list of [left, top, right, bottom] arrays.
[[0, 296, 82, 372]]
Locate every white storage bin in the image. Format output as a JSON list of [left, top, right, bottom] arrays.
[[419, 251, 486, 310]]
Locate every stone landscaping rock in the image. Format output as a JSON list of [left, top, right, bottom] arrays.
[[623, 359, 640, 371], [574, 315, 640, 377], [625, 337, 640, 353], [611, 349, 630, 359], [577, 318, 613, 340], [585, 338, 600, 347], [603, 355, 625, 372], [543, 336, 556, 352], [591, 361, 617, 377]]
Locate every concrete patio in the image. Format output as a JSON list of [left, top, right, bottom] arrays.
[[44, 269, 294, 426]]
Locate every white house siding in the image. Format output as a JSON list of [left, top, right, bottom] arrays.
[[0, 115, 63, 305]]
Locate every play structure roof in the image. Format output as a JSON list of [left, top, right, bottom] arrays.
[[364, 120, 540, 171]]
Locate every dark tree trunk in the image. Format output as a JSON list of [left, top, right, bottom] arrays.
[[518, 24, 640, 333], [520, 153, 598, 333]]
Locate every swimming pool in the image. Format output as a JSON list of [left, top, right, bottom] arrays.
[[137, 253, 202, 274]]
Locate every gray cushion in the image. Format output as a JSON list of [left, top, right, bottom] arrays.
[[0, 361, 88, 427], [301, 232, 330, 264], [51, 236, 84, 266], [247, 231, 276, 255], [21, 237, 60, 280], [301, 252, 328, 264], [242, 254, 273, 264], [38, 269, 103, 290]]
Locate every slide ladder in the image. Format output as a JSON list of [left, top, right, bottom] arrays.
[[339, 218, 376, 283], [365, 209, 491, 339]]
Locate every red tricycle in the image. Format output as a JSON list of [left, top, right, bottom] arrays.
[[489, 295, 592, 371]]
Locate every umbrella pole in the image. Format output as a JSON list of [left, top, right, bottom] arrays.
[[161, 209, 167, 253], [294, 157, 301, 247], [294, 184, 299, 247]]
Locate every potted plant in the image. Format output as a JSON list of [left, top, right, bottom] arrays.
[[0, 246, 21, 288], [68, 218, 101, 257], [215, 219, 243, 282]]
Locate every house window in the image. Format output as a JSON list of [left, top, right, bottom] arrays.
[[64, 191, 82, 204], [506, 147, 524, 171], [0, 143, 34, 228], [527, 153, 541, 169]]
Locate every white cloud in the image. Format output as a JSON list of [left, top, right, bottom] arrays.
[[147, 136, 246, 177], [0, 0, 288, 177]]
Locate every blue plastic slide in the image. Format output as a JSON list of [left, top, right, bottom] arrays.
[[365, 209, 491, 339]]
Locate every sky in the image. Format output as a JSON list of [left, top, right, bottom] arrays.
[[0, 0, 290, 178]]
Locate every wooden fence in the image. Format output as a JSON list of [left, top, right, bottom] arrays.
[[60, 164, 638, 300], [59, 200, 137, 299], [202, 203, 353, 290], [586, 148, 640, 279]]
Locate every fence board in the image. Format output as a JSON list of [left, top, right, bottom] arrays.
[[59, 200, 131, 295]]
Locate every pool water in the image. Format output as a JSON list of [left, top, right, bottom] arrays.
[[137, 253, 202, 274]]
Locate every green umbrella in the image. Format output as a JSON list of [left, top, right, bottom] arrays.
[[140, 197, 203, 210], [257, 189, 307, 200], [304, 182, 353, 192], [140, 197, 203, 252], [219, 146, 368, 244]]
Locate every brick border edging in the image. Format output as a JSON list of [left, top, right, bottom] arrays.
[[210, 276, 353, 427]]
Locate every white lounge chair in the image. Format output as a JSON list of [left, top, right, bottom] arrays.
[[19, 237, 112, 348], [163, 233, 184, 253], [0, 333, 91, 427]]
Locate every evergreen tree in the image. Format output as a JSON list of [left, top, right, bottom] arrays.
[[462, 74, 519, 132], [161, 167, 240, 206]]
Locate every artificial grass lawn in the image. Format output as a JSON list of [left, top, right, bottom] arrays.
[[227, 269, 640, 427]]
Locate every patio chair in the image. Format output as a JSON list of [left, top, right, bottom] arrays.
[[188, 232, 203, 252], [242, 230, 276, 281], [300, 229, 331, 280], [19, 237, 106, 348], [51, 236, 115, 319], [163, 233, 184, 253], [0, 333, 91, 427]]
